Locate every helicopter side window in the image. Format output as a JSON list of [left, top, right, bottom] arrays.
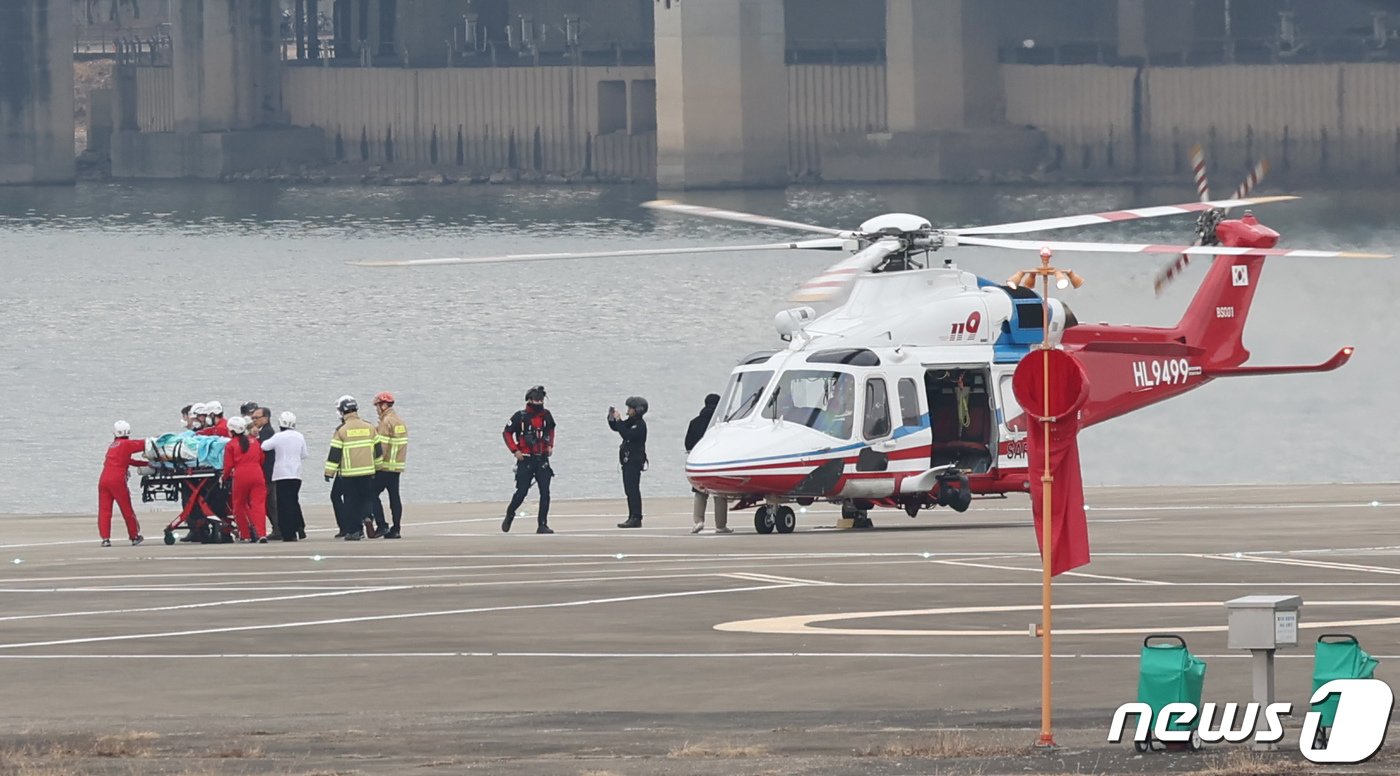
[[897, 378, 921, 428], [720, 370, 774, 423], [761, 370, 855, 440], [864, 378, 891, 440]]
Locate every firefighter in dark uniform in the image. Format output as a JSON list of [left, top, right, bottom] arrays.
[[609, 396, 648, 528], [502, 385, 556, 534]]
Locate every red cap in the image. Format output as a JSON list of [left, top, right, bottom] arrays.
[[374, 391, 395, 405]]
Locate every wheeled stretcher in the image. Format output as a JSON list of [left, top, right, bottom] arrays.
[[140, 465, 242, 545], [139, 433, 240, 545]]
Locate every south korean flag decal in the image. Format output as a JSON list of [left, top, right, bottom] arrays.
[[1232, 265, 1250, 287]]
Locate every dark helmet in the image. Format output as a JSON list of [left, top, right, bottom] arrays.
[[703, 393, 720, 408], [625, 396, 649, 415], [525, 385, 547, 402], [337, 396, 358, 414], [239, 401, 259, 416]]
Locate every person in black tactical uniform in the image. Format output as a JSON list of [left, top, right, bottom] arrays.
[[609, 396, 649, 528], [502, 385, 556, 534]]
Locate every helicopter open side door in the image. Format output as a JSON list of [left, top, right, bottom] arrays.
[[926, 366, 996, 474]]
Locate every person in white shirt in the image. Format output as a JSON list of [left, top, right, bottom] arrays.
[[261, 411, 309, 541]]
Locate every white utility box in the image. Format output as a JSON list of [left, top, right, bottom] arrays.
[[1225, 594, 1302, 650]]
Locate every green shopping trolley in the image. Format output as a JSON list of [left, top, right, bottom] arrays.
[[1311, 634, 1379, 749], [1134, 634, 1208, 752]]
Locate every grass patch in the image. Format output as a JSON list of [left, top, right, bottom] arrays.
[[667, 740, 769, 759], [206, 745, 262, 759], [859, 730, 1024, 759], [1190, 748, 1305, 775], [1, 731, 161, 761], [93, 731, 159, 757]]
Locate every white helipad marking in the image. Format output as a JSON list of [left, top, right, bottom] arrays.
[[3, 651, 1400, 661], [935, 557, 1176, 582], [0, 582, 798, 651], [716, 601, 1400, 637], [0, 588, 391, 622], [724, 572, 835, 586], [1208, 554, 1400, 576]]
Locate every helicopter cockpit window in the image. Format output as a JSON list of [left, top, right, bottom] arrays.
[[719, 370, 774, 423], [864, 377, 891, 439], [761, 370, 855, 440]]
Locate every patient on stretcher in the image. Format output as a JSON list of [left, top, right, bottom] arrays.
[[144, 431, 229, 471]]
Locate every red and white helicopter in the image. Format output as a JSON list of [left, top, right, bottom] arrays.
[[361, 152, 1386, 533]]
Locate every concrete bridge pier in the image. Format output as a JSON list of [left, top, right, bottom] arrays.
[[655, 0, 788, 189], [113, 0, 323, 178], [0, 1, 74, 184]]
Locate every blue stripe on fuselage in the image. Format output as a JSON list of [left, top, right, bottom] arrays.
[[691, 414, 930, 468]]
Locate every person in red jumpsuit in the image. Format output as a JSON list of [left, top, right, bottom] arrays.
[[197, 400, 230, 437], [222, 416, 268, 543], [99, 420, 146, 547]]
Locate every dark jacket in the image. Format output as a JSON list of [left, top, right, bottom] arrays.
[[609, 414, 647, 468], [258, 423, 276, 480], [685, 405, 715, 452]]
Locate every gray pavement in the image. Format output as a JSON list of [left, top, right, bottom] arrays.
[[2, 483, 1398, 774]]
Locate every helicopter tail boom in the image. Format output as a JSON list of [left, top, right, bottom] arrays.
[[1172, 253, 1266, 372]]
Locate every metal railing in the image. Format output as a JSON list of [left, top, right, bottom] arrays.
[[1001, 34, 1400, 67], [113, 32, 172, 66]]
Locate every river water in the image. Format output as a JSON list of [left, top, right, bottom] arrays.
[[1, 181, 1395, 516]]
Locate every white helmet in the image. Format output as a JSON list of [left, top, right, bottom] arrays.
[[227, 416, 249, 435], [206, 400, 224, 416], [278, 411, 297, 429], [191, 402, 208, 416], [113, 420, 131, 438]]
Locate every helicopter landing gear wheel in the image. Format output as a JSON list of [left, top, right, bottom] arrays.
[[939, 473, 972, 513], [774, 506, 796, 533], [950, 485, 972, 513], [842, 503, 873, 529], [754, 505, 776, 534]]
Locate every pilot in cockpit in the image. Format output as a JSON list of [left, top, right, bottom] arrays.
[[812, 375, 855, 438]]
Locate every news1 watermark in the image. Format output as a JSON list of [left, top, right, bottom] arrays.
[[1109, 679, 1395, 763]]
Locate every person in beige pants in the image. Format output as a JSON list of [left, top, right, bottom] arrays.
[[686, 394, 731, 534]]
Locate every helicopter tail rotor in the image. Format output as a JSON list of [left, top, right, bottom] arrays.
[[1153, 149, 1270, 296]]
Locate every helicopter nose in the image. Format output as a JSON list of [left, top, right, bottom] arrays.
[[685, 421, 846, 497]]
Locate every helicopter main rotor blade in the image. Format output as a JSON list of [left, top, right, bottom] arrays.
[[956, 235, 1389, 259], [791, 238, 903, 303], [950, 195, 1298, 236], [351, 238, 849, 267], [643, 199, 851, 237]]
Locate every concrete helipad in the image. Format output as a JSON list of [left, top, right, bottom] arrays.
[[2, 483, 1398, 774]]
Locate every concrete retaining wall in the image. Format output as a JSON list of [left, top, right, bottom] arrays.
[[122, 60, 1400, 182], [788, 63, 887, 178], [282, 65, 658, 180], [1005, 62, 1400, 179]]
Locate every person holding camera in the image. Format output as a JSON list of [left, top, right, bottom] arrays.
[[609, 397, 649, 528], [502, 385, 556, 534]]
